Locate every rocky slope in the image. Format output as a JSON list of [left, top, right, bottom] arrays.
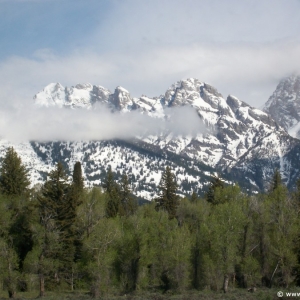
[[1, 77, 300, 199], [263, 74, 300, 138]]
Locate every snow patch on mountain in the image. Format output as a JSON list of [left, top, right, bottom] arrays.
[[2, 76, 300, 199]]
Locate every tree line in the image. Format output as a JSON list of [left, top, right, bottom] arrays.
[[0, 147, 300, 298]]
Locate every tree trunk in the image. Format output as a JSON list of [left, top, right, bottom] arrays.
[[70, 272, 74, 291], [8, 289, 16, 299], [7, 261, 16, 299], [38, 252, 45, 297], [39, 274, 45, 297], [90, 275, 100, 298], [223, 274, 229, 293]]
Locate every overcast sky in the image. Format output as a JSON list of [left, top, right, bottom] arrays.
[[0, 0, 300, 140]]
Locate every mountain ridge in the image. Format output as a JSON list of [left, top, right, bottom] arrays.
[[263, 74, 300, 137], [1, 77, 300, 199]]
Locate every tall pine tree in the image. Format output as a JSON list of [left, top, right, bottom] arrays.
[[155, 166, 178, 219], [0, 147, 30, 196], [38, 162, 77, 291], [269, 168, 282, 192], [104, 167, 121, 218], [119, 174, 137, 217], [0, 147, 32, 297], [205, 175, 225, 205], [72, 161, 84, 200], [70, 162, 84, 263]]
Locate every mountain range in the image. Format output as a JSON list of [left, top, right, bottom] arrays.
[[2, 75, 300, 199]]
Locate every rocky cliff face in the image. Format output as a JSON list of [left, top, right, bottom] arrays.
[[263, 75, 300, 138], [2, 77, 300, 199]]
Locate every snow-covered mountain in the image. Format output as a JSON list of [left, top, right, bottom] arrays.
[[264, 74, 300, 138], [2, 77, 300, 199]]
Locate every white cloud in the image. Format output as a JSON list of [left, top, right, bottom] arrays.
[[0, 0, 300, 142], [1, 39, 299, 109], [0, 103, 204, 142], [1, 38, 299, 141]]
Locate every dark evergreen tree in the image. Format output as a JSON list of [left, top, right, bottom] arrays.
[[72, 161, 84, 200], [70, 162, 85, 263], [190, 191, 198, 203], [0, 148, 32, 262], [104, 167, 120, 218], [205, 175, 224, 205], [38, 162, 77, 288], [155, 166, 178, 219], [0, 148, 32, 297], [294, 178, 300, 213], [269, 168, 282, 192], [119, 174, 137, 217], [38, 162, 69, 224], [0, 147, 30, 196], [294, 178, 300, 286]]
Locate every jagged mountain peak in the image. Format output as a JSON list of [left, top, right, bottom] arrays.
[[226, 95, 248, 112], [109, 86, 133, 111], [9, 75, 300, 198], [263, 74, 300, 136], [34, 82, 65, 107], [34, 82, 111, 109]]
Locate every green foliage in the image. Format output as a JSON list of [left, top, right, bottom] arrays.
[[155, 166, 178, 219], [190, 191, 199, 203], [77, 187, 106, 239], [2, 160, 300, 298], [104, 169, 137, 218], [36, 162, 81, 294], [0, 147, 30, 196], [0, 237, 19, 298], [82, 217, 121, 297], [104, 168, 121, 218], [269, 168, 282, 192], [137, 204, 191, 291], [72, 162, 84, 195], [205, 175, 225, 205], [0, 148, 33, 296], [114, 216, 140, 293], [266, 185, 298, 286], [38, 162, 69, 223], [119, 174, 137, 217]]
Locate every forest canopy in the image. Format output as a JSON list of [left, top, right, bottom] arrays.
[[0, 147, 300, 299]]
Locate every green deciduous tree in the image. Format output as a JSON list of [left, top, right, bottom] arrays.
[[138, 205, 191, 291], [206, 198, 247, 291], [82, 217, 121, 298], [267, 183, 298, 287], [77, 187, 106, 239], [0, 237, 19, 298], [114, 216, 140, 293]]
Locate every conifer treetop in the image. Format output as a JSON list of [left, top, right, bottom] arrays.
[[0, 147, 30, 196]]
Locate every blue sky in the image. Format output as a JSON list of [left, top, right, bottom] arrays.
[[1, 0, 300, 111], [0, 0, 112, 58]]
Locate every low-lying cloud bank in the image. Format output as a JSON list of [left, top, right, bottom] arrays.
[[1, 104, 206, 142]]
